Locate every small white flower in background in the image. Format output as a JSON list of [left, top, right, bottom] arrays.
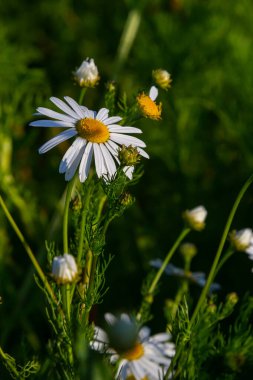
[[90, 313, 175, 380], [30, 97, 148, 182], [183, 205, 207, 231], [229, 228, 253, 252], [150, 259, 221, 293], [73, 58, 100, 88], [152, 69, 172, 90], [52, 253, 78, 284]]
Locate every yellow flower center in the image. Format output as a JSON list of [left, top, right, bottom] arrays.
[[76, 118, 110, 143], [137, 93, 162, 120], [122, 342, 144, 361]]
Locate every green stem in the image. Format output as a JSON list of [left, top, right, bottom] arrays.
[[190, 173, 253, 328], [63, 177, 76, 254], [79, 88, 87, 105], [0, 194, 57, 304], [0, 346, 23, 379], [213, 248, 234, 278], [77, 184, 93, 265], [62, 176, 76, 321], [148, 228, 191, 296]]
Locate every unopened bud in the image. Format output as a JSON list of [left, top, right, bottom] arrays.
[[180, 242, 197, 260], [152, 69, 172, 90], [120, 192, 135, 207], [229, 229, 253, 251], [118, 145, 141, 166], [183, 206, 207, 231], [226, 292, 239, 306], [52, 253, 78, 284], [73, 58, 100, 88]]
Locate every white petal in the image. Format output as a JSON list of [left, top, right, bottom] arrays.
[[93, 143, 104, 178], [137, 147, 149, 159], [150, 332, 172, 343], [123, 166, 134, 179], [39, 129, 77, 154], [149, 86, 158, 101], [64, 144, 86, 181], [110, 133, 146, 148], [100, 144, 117, 178], [50, 97, 81, 119], [59, 137, 86, 173], [103, 116, 122, 125], [86, 109, 96, 118], [108, 126, 142, 134], [37, 107, 77, 123], [79, 142, 93, 182], [30, 120, 74, 128], [130, 361, 146, 379], [138, 326, 151, 342], [64, 96, 86, 118], [104, 313, 117, 325], [96, 108, 109, 122]]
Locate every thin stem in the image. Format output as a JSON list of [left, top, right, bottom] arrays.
[[0, 194, 57, 304], [190, 173, 253, 328], [63, 176, 76, 254], [79, 88, 87, 105], [213, 248, 234, 278], [0, 346, 23, 379], [77, 184, 93, 265], [148, 228, 191, 296]]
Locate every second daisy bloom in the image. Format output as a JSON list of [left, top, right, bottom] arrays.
[[30, 97, 148, 182]]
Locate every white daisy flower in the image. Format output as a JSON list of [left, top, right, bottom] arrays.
[[229, 228, 253, 252], [183, 205, 207, 231], [73, 57, 100, 88], [90, 313, 175, 380], [52, 253, 78, 284], [30, 96, 149, 182]]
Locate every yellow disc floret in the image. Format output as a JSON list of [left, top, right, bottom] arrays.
[[122, 342, 144, 361], [137, 93, 162, 120], [76, 118, 110, 143]]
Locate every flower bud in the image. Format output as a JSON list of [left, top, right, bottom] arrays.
[[229, 228, 253, 251], [52, 253, 78, 284], [118, 145, 141, 166], [226, 292, 239, 306], [73, 58, 100, 88], [119, 192, 135, 207], [183, 206, 207, 231], [180, 242, 197, 260], [152, 69, 172, 90]]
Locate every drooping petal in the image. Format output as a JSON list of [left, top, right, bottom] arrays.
[[100, 144, 117, 178], [59, 137, 86, 173], [79, 142, 93, 182], [38, 129, 77, 154], [64, 143, 86, 181]]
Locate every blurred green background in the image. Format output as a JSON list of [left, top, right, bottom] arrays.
[[1, 0, 253, 370]]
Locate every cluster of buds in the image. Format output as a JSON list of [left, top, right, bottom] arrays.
[[152, 69, 172, 90], [73, 58, 100, 88], [52, 253, 78, 284], [182, 206, 207, 231]]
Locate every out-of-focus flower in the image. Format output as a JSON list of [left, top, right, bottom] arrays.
[[182, 205, 207, 231], [73, 58, 100, 88], [152, 69, 172, 90], [137, 86, 162, 120], [30, 97, 148, 182], [90, 313, 175, 380], [179, 242, 197, 260], [229, 228, 253, 252], [52, 253, 78, 284], [150, 259, 221, 293]]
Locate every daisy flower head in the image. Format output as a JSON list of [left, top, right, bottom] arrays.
[[229, 228, 253, 252], [137, 86, 162, 120], [182, 205, 207, 231], [52, 253, 78, 284], [30, 96, 148, 182], [152, 69, 172, 90], [73, 57, 100, 88], [90, 313, 175, 380]]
